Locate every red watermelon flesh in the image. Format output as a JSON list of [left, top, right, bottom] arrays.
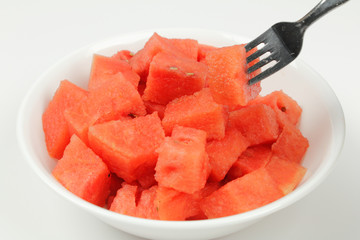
[[109, 183, 138, 217], [64, 74, 146, 144], [169, 38, 198, 60], [265, 156, 307, 195], [129, 33, 198, 80], [155, 126, 209, 194], [143, 100, 166, 119], [249, 90, 302, 127], [89, 54, 140, 90], [137, 167, 157, 189], [142, 52, 207, 105], [186, 181, 221, 220], [197, 43, 217, 63], [52, 135, 111, 207], [206, 126, 249, 182], [162, 88, 228, 140], [42, 80, 87, 159], [109, 173, 124, 196], [227, 144, 272, 180], [205, 44, 261, 106], [88, 112, 165, 183], [271, 124, 309, 164], [111, 50, 134, 62], [155, 186, 194, 221], [136, 185, 160, 220], [229, 104, 279, 146], [200, 168, 284, 218]]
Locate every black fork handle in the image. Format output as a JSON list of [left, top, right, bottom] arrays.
[[297, 0, 350, 31]]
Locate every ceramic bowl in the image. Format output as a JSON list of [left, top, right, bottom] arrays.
[[17, 29, 345, 240]]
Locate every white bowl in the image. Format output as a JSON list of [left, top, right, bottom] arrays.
[[17, 29, 345, 240]]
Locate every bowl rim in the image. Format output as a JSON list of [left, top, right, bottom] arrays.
[[16, 28, 346, 229]]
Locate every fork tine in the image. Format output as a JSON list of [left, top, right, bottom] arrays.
[[248, 60, 288, 85], [247, 54, 277, 74], [245, 29, 272, 52], [246, 44, 273, 64]]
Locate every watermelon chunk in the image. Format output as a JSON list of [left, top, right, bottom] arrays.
[[129, 33, 198, 80], [89, 54, 140, 90], [88, 112, 165, 183], [155, 186, 194, 221], [206, 126, 249, 182], [200, 168, 284, 218], [271, 124, 309, 163], [136, 185, 160, 220], [227, 144, 272, 180], [229, 104, 279, 146], [64, 74, 146, 144], [109, 183, 138, 217], [142, 52, 207, 105], [42, 80, 87, 159], [155, 126, 209, 194], [265, 156, 307, 195], [52, 135, 111, 206], [249, 90, 302, 127], [205, 44, 261, 106], [162, 88, 228, 140]]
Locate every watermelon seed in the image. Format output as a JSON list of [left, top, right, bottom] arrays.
[[186, 72, 194, 76], [281, 106, 287, 112], [169, 67, 178, 70], [128, 113, 138, 118]]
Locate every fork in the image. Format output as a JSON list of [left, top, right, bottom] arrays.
[[246, 0, 349, 85]]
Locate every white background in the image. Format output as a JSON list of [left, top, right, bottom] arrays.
[[1, 0, 359, 239]]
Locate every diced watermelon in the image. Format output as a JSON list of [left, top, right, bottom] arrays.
[[271, 124, 309, 163], [206, 126, 249, 182], [109, 183, 138, 217], [88, 112, 165, 183], [42, 80, 87, 159], [52, 135, 111, 206], [155, 126, 209, 194], [265, 156, 307, 195], [129, 33, 198, 80], [111, 50, 134, 62], [142, 52, 207, 105], [205, 44, 261, 106], [229, 104, 279, 146], [162, 88, 228, 140], [248, 90, 302, 127], [227, 144, 272, 180], [200, 168, 284, 218], [155, 186, 195, 221], [64, 74, 146, 144], [136, 185, 160, 220], [89, 54, 140, 90]]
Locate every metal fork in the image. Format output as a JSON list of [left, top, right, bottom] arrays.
[[246, 0, 349, 85]]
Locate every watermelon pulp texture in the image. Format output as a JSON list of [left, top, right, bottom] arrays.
[[44, 32, 309, 220]]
